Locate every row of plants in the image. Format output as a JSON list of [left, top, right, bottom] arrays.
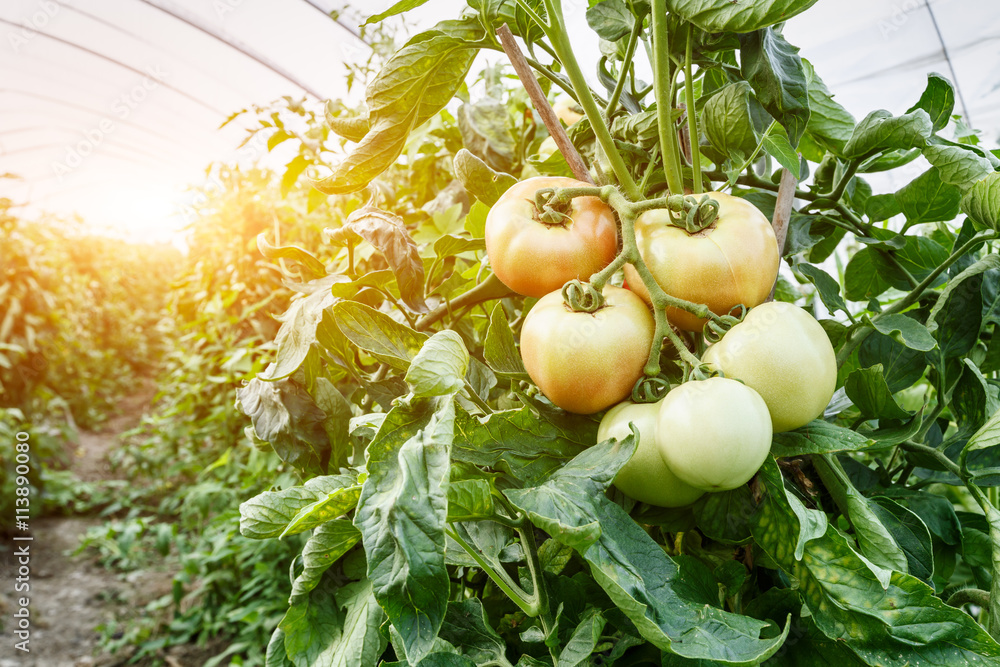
[[227, 0, 1000, 665]]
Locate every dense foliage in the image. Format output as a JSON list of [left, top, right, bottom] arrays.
[[232, 0, 1000, 665]]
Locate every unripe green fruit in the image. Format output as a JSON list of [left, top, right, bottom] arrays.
[[656, 378, 772, 491], [702, 301, 836, 432], [597, 401, 705, 507]]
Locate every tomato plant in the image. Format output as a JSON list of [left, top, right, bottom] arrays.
[[224, 0, 1000, 664], [703, 300, 837, 432], [485, 176, 618, 297], [520, 285, 654, 413]]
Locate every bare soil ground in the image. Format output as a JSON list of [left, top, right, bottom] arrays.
[[0, 385, 227, 667]]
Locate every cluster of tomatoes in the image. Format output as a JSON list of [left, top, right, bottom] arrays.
[[485, 177, 837, 507]]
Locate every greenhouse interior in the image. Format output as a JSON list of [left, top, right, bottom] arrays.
[[3, 0, 1000, 665]]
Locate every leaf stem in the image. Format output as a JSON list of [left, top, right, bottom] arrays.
[[463, 380, 494, 415], [651, 0, 684, 195], [416, 273, 511, 331], [683, 24, 702, 195], [539, 0, 641, 198], [445, 527, 537, 616], [606, 17, 643, 118]]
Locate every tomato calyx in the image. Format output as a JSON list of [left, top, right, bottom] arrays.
[[702, 304, 748, 344], [650, 193, 720, 234], [631, 376, 671, 403], [561, 279, 606, 313]]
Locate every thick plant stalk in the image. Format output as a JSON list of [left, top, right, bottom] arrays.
[[767, 168, 798, 301], [651, 0, 684, 195], [496, 25, 593, 183]]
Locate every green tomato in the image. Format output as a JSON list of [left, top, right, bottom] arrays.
[[597, 401, 705, 508], [656, 378, 772, 491], [702, 301, 836, 432]]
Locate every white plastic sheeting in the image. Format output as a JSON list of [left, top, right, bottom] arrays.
[[0, 0, 997, 240]]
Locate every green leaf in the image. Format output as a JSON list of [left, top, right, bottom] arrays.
[[865, 193, 902, 222], [257, 234, 327, 280], [446, 478, 494, 521], [236, 378, 331, 476], [858, 147, 922, 174], [842, 109, 933, 160], [314, 19, 483, 194], [962, 171, 1000, 232], [324, 206, 428, 313], [239, 475, 357, 539], [787, 491, 829, 560], [281, 155, 311, 196], [559, 610, 607, 667], [739, 27, 810, 146], [906, 72, 955, 133], [802, 59, 855, 157], [883, 489, 962, 546], [665, 0, 820, 32], [797, 264, 847, 315], [405, 330, 470, 398], [859, 332, 927, 393], [453, 149, 518, 207], [751, 458, 1000, 665], [895, 167, 963, 225], [483, 303, 529, 381], [261, 280, 341, 381], [849, 485, 910, 576], [433, 234, 485, 259], [363, 0, 432, 25], [266, 627, 294, 667], [762, 131, 800, 178], [870, 234, 949, 291], [332, 300, 428, 371], [927, 256, 998, 357], [961, 403, 1000, 467], [923, 144, 994, 191], [703, 82, 758, 160], [312, 377, 353, 470], [452, 405, 595, 486], [289, 520, 362, 605], [280, 484, 363, 538], [844, 365, 911, 421], [438, 599, 510, 666], [324, 101, 370, 142], [868, 313, 936, 352], [354, 398, 455, 665], [458, 100, 516, 173], [281, 574, 388, 667], [465, 201, 489, 237], [506, 441, 791, 665], [868, 496, 934, 582], [692, 486, 755, 545], [844, 248, 890, 301], [770, 421, 881, 457], [586, 0, 633, 41]]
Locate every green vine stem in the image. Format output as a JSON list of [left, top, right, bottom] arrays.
[[445, 526, 538, 616], [416, 273, 511, 331], [606, 16, 644, 118], [683, 24, 702, 195], [548, 185, 732, 376], [651, 0, 684, 195], [536, 0, 641, 199]]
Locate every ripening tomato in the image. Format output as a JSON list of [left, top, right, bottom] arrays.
[[656, 378, 772, 491], [486, 177, 618, 298], [623, 191, 779, 331], [702, 301, 836, 432], [598, 400, 705, 507], [520, 286, 654, 414], [552, 97, 584, 126]]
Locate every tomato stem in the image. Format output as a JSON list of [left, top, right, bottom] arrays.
[[651, 0, 685, 195], [683, 24, 702, 195], [605, 16, 645, 119], [539, 0, 641, 199]]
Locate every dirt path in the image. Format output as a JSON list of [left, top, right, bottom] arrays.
[[1, 384, 159, 667]]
